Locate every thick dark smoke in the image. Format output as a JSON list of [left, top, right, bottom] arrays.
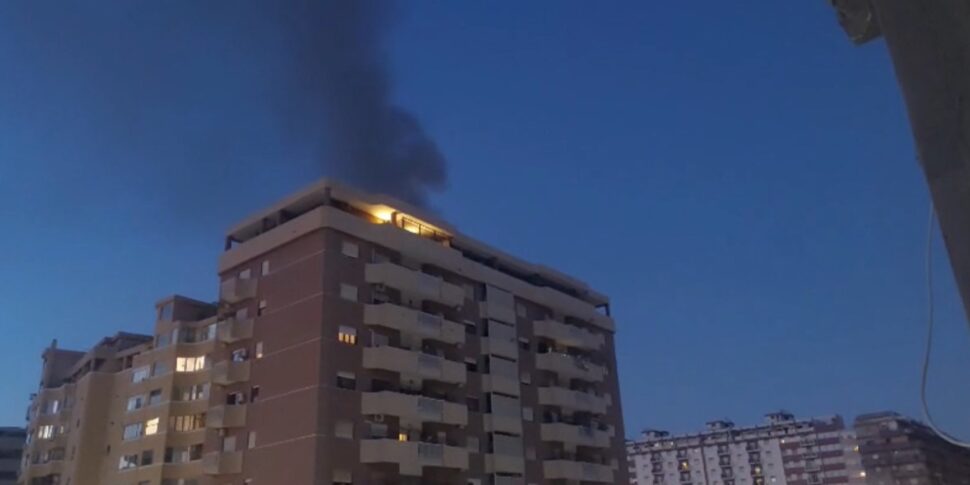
[[306, 0, 448, 206], [0, 0, 447, 216]]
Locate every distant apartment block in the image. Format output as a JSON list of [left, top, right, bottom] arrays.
[[854, 412, 970, 485], [627, 412, 866, 485], [19, 179, 627, 485], [0, 428, 25, 485]]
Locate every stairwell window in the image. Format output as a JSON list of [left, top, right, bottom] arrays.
[[340, 284, 358, 302], [261, 260, 270, 276], [342, 240, 359, 258], [257, 299, 267, 316], [338, 326, 357, 345]]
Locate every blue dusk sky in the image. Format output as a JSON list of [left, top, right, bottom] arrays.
[[1, 1, 968, 438]]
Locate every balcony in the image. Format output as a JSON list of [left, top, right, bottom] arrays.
[[365, 263, 464, 307], [481, 375, 521, 397], [202, 451, 243, 475], [212, 361, 251, 385], [542, 460, 614, 483], [363, 304, 464, 345], [534, 320, 605, 351], [484, 454, 525, 474], [207, 405, 247, 428], [217, 317, 254, 343], [363, 346, 465, 385], [481, 337, 518, 359], [219, 277, 257, 304], [361, 391, 467, 426], [537, 387, 608, 415], [360, 439, 468, 475], [540, 422, 612, 448], [535, 353, 606, 383]]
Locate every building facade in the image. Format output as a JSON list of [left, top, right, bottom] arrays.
[[854, 412, 970, 485], [0, 428, 26, 485], [20, 179, 627, 485], [627, 412, 866, 485]]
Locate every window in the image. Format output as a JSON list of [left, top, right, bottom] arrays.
[[257, 299, 267, 316], [335, 421, 354, 439], [176, 356, 206, 372], [465, 358, 478, 372], [467, 397, 480, 413], [37, 425, 55, 440], [515, 302, 527, 318], [251, 386, 261, 402], [122, 423, 143, 441], [156, 332, 171, 348], [248, 431, 257, 449], [336, 371, 356, 390], [151, 361, 169, 376], [132, 366, 150, 383], [141, 450, 154, 466], [338, 326, 357, 345], [522, 406, 533, 421], [232, 348, 249, 362], [164, 444, 203, 464], [119, 453, 139, 470], [145, 418, 159, 436], [226, 392, 246, 405], [169, 414, 205, 432], [173, 384, 206, 402], [520, 372, 532, 384], [261, 260, 270, 276], [126, 395, 144, 412], [342, 240, 359, 258], [340, 284, 358, 302], [159, 302, 174, 321], [333, 469, 352, 485], [238, 268, 252, 279], [222, 436, 236, 452], [519, 337, 530, 351], [255, 341, 264, 359]]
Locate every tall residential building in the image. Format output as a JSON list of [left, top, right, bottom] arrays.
[[854, 412, 970, 485], [0, 427, 26, 485], [20, 179, 627, 485], [627, 412, 866, 485]]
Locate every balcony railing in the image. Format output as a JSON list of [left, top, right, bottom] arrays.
[[211, 361, 251, 385], [361, 391, 467, 426], [207, 405, 247, 428], [219, 278, 257, 304], [535, 353, 606, 382], [537, 387, 608, 415], [542, 460, 613, 483], [363, 346, 466, 385], [360, 439, 468, 475], [365, 263, 464, 307], [363, 304, 464, 345], [540, 422, 612, 448], [217, 317, 254, 343], [202, 451, 243, 475], [534, 319, 605, 350]]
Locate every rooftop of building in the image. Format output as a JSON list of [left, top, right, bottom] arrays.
[[628, 412, 844, 449], [223, 178, 609, 308]]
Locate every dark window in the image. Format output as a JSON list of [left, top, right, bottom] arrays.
[[467, 397, 479, 413], [336, 374, 356, 390], [141, 450, 153, 466], [466, 359, 478, 372]]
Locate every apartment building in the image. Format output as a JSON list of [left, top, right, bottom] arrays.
[[0, 427, 26, 485], [20, 179, 627, 485], [854, 412, 970, 485], [627, 412, 866, 485]]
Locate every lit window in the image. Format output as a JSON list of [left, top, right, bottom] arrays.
[[37, 425, 55, 440], [398, 432, 408, 442], [176, 356, 206, 372], [342, 240, 359, 258], [339, 284, 358, 302], [145, 418, 159, 436], [338, 326, 357, 345], [261, 260, 270, 276]]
